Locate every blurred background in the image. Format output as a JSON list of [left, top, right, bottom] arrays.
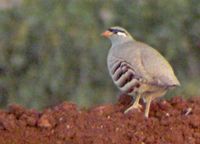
[[0, 0, 199, 109]]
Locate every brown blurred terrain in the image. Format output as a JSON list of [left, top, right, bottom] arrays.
[[0, 95, 200, 144], [0, 0, 199, 109]]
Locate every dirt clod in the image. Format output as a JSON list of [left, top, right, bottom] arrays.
[[0, 95, 200, 144]]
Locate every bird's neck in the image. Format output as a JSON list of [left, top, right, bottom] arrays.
[[110, 37, 134, 46]]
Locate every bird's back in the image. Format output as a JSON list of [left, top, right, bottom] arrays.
[[138, 42, 180, 87]]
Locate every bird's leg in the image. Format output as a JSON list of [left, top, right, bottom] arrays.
[[124, 94, 142, 113], [144, 96, 152, 118], [131, 94, 142, 109]]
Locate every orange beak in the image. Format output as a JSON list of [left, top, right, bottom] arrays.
[[101, 30, 113, 38]]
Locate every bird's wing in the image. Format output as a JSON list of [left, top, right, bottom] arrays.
[[139, 43, 180, 86]]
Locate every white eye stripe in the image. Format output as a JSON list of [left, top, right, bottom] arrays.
[[117, 32, 127, 37]]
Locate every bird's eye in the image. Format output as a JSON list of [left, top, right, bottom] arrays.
[[108, 28, 127, 36], [108, 28, 117, 34]]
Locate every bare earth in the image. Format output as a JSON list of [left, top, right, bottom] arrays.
[[0, 94, 200, 144]]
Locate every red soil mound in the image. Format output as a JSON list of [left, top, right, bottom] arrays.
[[0, 95, 200, 144]]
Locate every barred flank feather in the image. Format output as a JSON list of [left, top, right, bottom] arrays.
[[110, 60, 140, 94]]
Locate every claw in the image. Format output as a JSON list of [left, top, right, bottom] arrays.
[[124, 103, 142, 114]]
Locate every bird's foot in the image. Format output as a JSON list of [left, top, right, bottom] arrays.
[[124, 103, 142, 114]]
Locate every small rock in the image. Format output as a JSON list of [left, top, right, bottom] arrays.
[[38, 115, 52, 128]]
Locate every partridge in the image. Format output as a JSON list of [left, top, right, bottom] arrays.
[[102, 26, 180, 117]]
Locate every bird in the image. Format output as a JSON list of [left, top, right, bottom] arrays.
[[102, 26, 180, 117]]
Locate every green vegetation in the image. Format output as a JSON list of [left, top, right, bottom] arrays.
[[0, 0, 199, 109]]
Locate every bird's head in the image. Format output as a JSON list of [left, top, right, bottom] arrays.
[[102, 26, 134, 45]]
